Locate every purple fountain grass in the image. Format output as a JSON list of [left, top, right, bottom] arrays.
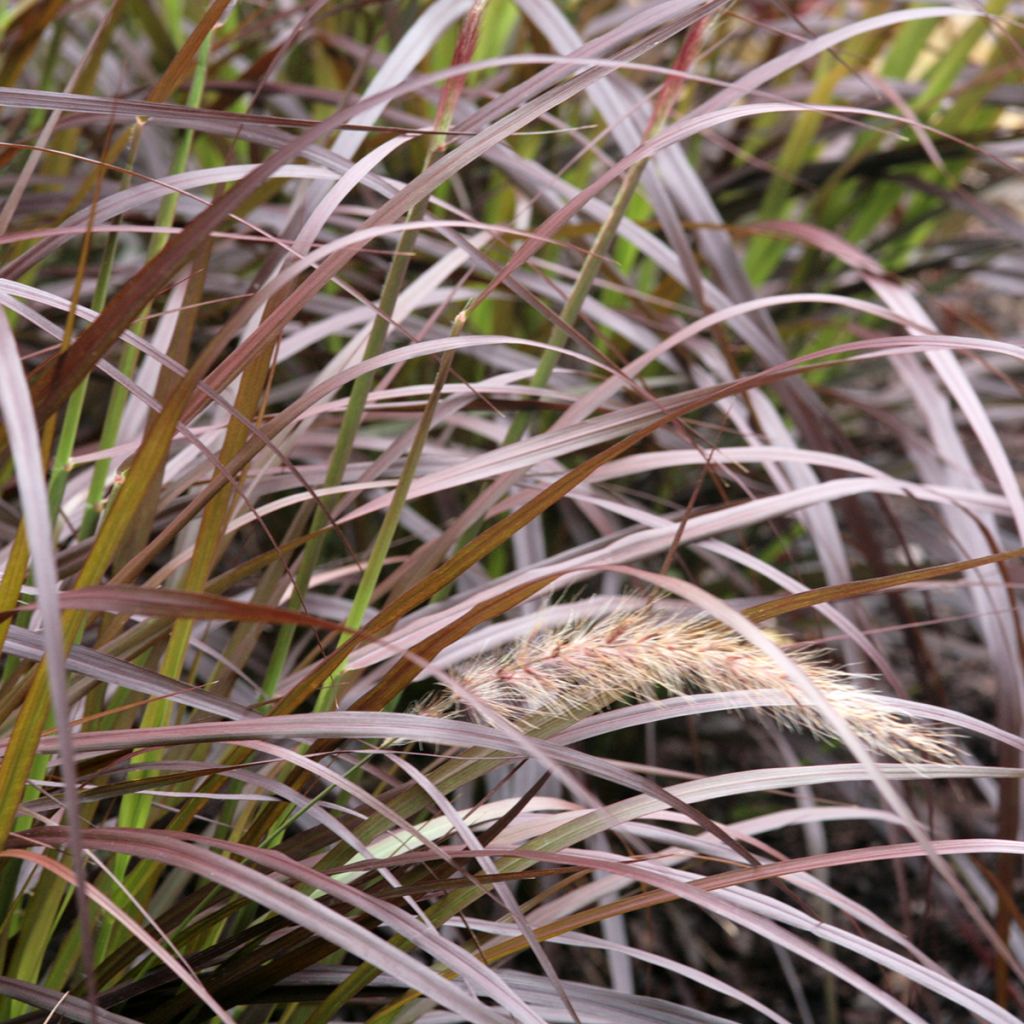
[[417, 610, 957, 763]]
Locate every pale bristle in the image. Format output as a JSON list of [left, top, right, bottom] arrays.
[[416, 611, 956, 764]]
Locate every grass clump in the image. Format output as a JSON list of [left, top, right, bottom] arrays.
[[0, 2, 1022, 1023]]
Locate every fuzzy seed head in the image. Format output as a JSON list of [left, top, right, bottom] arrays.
[[416, 611, 956, 764]]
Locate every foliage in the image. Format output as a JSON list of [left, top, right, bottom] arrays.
[[0, 1, 1022, 1021]]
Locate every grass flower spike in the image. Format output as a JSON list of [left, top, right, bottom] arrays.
[[419, 611, 956, 763]]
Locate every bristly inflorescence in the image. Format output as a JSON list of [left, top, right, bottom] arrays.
[[415, 611, 957, 763]]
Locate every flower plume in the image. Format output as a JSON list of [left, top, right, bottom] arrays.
[[417, 611, 956, 763]]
